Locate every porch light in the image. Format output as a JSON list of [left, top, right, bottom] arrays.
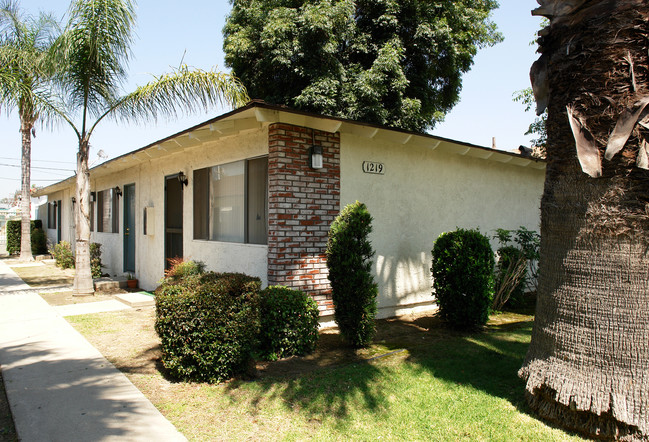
[[90, 192, 96, 202], [71, 197, 76, 204], [310, 145, 323, 169], [114, 186, 122, 197], [178, 171, 188, 187]]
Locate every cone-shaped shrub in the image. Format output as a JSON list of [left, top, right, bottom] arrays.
[[326, 201, 378, 347], [431, 228, 494, 329]]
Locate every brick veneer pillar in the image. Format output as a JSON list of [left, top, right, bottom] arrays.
[[267, 123, 340, 315]]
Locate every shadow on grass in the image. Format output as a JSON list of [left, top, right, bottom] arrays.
[[227, 335, 387, 420], [223, 314, 535, 424]]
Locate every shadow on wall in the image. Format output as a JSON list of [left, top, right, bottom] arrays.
[[375, 251, 431, 310], [0, 342, 170, 440]]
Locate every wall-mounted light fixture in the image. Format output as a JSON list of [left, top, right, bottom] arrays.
[[71, 197, 76, 204], [178, 171, 188, 187], [310, 145, 323, 169], [114, 186, 122, 197], [90, 192, 96, 203]]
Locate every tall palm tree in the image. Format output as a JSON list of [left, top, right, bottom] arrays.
[[519, 1, 648, 439], [0, 0, 57, 262], [51, 0, 248, 295]]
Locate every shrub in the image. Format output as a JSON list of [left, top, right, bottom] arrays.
[[431, 228, 494, 329], [492, 246, 527, 310], [326, 201, 378, 348], [31, 228, 47, 255], [163, 258, 206, 282], [90, 243, 103, 279], [258, 286, 320, 360], [154, 271, 261, 383], [6, 219, 44, 255], [494, 227, 540, 292], [51, 241, 75, 269]]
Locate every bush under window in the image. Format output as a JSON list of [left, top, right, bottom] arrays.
[[155, 270, 261, 383], [258, 286, 320, 360]]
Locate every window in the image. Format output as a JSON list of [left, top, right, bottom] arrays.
[[193, 157, 268, 244], [47, 202, 57, 229], [96, 188, 119, 233], [90, 195, 94, 232]]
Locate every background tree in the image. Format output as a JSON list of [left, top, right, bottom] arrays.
[[519, 1, 648, 439], [52, 0, 249, 295], [0, 0, 57, 262], [513, 88, 547, 157], [224, 0, 501, 132]]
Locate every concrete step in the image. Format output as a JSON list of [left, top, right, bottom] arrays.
[[115, 292, 155, 308], [93, 277, 127, 290]]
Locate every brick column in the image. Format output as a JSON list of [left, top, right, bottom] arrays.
[[267, 123, 340, 315]]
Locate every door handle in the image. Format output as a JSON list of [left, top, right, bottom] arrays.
[[125, 227, 130, 236]]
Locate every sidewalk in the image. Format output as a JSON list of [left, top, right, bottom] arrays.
[[0, 260, 186, 441]]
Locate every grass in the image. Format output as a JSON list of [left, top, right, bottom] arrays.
[[67, 308, 585, 441]]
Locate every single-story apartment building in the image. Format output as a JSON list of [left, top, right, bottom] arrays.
[[35, 101, 545, 319]]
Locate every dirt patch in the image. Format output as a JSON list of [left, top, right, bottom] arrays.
[[67, 308, 532, 381], [8, 262, 74, 288], [39, 291, 125, 306]]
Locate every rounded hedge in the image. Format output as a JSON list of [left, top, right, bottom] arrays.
[[258, 286, 320, 360], [431, 228, 494, 329], [6, 219, 44, 255], [154, 271, 261, 383]]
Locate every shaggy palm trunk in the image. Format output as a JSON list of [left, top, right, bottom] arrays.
[[519, 1, 649, 440], [19, 120, 34, 262], [72, 138, 93, 296]]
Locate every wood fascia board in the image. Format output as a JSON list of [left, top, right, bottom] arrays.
[[254, 108, 279, 123], [340, 122, 379, 139]]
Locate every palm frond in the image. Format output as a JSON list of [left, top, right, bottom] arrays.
[[102, 65, 249, 129], [0, 0, 61, 125], [52, 0, 135, 120]]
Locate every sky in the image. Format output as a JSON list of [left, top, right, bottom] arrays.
[[0, 0, 543, 200]]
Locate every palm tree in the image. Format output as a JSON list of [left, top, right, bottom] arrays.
[[519, 1, 648, 439], [50, 0, 249, 295], [0, 0, 57, 262]]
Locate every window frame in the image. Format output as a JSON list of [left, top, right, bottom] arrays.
[[96, 188, 119, 234], [193, 156, 268, 245]]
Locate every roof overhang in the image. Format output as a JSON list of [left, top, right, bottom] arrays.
[[34, 101, 546, 196]]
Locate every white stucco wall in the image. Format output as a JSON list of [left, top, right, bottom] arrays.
[[41, 127, 270, 291], [340, 133, 545, 318], [42, 189, 74, 250]]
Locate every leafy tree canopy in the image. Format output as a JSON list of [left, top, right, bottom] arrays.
[[224, 0, 502, 132]]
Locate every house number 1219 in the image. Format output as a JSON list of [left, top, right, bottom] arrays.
[[362, 161, 385, 175]]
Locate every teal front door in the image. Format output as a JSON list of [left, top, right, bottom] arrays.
[[123, 184, 136, 272]]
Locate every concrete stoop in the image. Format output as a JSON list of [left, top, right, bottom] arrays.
[[115, 292, 155, 308], [93, 277, 127, 291]]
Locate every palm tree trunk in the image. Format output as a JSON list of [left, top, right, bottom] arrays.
[[519, 1, 649, 439], [19, 120, 33, 262], [72, 138, 94, 296]]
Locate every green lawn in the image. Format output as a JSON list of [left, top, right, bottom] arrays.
[[68, 308, 584, 441]]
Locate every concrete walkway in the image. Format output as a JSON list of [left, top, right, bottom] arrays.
[[0, 260, 186, 441]]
